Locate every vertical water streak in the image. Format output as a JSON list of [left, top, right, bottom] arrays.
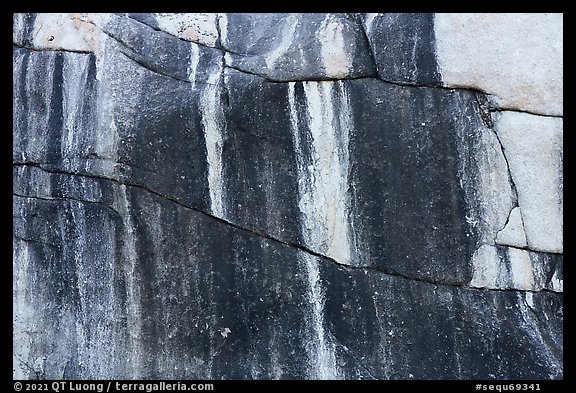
[[118, 185, 143, 378], [333, 81, 353, 263], [288, 82, 341, 379], [69, 201, 88, 353], [265, 15, 297, 69], [297, 81, 352, 265], [217, 13, 228, 47], [188, 43, 200, 86], [190, 42, 225, 218], [304, 254, 340, 379], [61, 58, 81, 162], [317, 15, 351, 78], [364, 13, 379, 36]]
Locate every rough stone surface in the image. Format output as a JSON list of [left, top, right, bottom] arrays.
[[494, 111, 563, 254], [13, 13, 562, 380], [469, 245, 562, 292], [496, 207, 528, 248], [225, 71, 517, 283], [221, 13, 376, 81], [12, 166, 563, 379], [434, 13, 563, 116], [363, 13, 442, 86], [147, 13, 219, 47], [13, 13, 111, 54]]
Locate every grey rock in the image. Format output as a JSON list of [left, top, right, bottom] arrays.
[[13, 166, 562, 379], [13, 13, 562, 380], [222, 13, 376, 81], [100, 14, 196, 83], [362, 13, 442, 86], [323, 262, 562, 379], [222, 68, 302, 243], [223, 70, 518, 285], [12, 13, 36, 48], [13, 39, 223, 214]]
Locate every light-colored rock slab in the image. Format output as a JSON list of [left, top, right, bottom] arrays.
[[221, 13, 374, 81], [435, 13, 563, 116], [508, 247, 534, 291], [453, 100, 515, 246], [154, 13, 219, 47], [496, 206, 528, 248], [288, 81, 353, 265], [469, 244, 504, 289], [494, 111, 563, 253], [13, 13, 111, 55], [470, 244, 561, 292]]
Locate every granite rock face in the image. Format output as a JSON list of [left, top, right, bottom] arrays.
[[434, 13, 563, 116], [13, 13, 563, 380], [362, 13, 441, 86]]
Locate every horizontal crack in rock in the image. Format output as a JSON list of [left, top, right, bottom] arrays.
[[490, 107, 563, 119], [13, 36, 564, 119], [225, 63, 377, 83], [118, 51, 190, 83], [13, 233, 62, 249], [13, 42, 93, 55], [13, 191, 122, 217], [12, 162, 562, 295]]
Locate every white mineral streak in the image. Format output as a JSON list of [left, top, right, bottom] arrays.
[[470, 243, 560, 292], [494, 111, 563, 254], [525, 292, 534, 309], [13, 241, 31, 379], [289, 82, 345, 378], [70, 203, 87, 320], [317, 15, 352, 79], [155, 13, 219, 47], [264, 15, 297, 70], [188, 42, 200, 87], [549, 270, 563, 292], [364, 13, 380, 36], [301, 253, 340, 379], [469, 245, 502, 289], [201, 75, 226, 219], [333, 82, 354, 263], [461, 117, 513, 247], [61, 56, 92, 169], [217, 13, 228, 47], [12, 13, 25, 41], [288, 81, 353, 265], [117, 185, 143, 378], [434, 13, 563, 116], [93, 45, 120, 168], [68, 201, 90, 368], [190, 42, 226, 218], [219, 14, 233, 66], [457, 115, 514, 288]]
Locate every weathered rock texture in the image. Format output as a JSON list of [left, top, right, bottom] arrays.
[[13, 13, 563, 380]]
